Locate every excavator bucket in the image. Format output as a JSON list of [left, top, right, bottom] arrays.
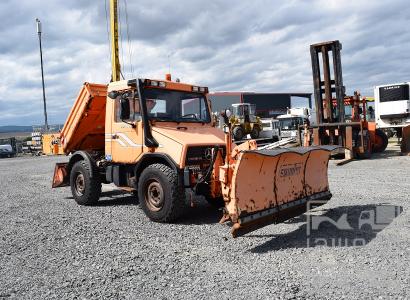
[[222, 146, 338, 237]]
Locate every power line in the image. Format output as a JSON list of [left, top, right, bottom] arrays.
[[104, 0, 112, 69], [123, 0, 134, 77]]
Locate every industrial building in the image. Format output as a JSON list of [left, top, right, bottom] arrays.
[[208, 92, 312, 118]]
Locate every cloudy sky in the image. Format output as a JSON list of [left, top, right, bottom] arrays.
[[0, 0, 409, 126]]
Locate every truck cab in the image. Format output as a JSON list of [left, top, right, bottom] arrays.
[[276, 107, 314, 140]]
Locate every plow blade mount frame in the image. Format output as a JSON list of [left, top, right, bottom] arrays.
[[223, 146, 339, 237]]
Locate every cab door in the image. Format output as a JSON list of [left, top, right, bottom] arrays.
[[109, 92, 144, 164]]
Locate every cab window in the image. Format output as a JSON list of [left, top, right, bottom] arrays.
[[115, 93, 141, 122]]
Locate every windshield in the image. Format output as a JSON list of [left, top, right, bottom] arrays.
[[279, 117, 303, 130], [232, 104, 256, 116], [143, 89, 210, 123]]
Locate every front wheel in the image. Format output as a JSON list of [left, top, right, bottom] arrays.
[[372, 128, 388, 153], [70, 160, 101, 205], [138, 164, 185, 222], [205, 196, 225, 209], [250, 127, 260, 139], [232, 126, 244, 141]]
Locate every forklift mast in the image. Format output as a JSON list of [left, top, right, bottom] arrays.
[[310, 40, 345, 124]]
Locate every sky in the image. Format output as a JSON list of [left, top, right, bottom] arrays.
[[0, 0, 409, 126]]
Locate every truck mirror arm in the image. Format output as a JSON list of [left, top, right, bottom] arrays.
[[136, 79, 159, 148]]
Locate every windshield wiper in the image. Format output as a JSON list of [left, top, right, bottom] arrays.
[[181, 113, 199, 120]]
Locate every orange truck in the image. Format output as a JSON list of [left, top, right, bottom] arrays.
[[52, 76, 337, 237]]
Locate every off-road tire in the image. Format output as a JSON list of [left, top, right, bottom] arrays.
[[70, 160, 101, 205], [232, 126, 244, 141], [138, 163, 185, 222], [372, 128, 388, 153], [250, 127, 260, 139], [205, 196, 225, 209]]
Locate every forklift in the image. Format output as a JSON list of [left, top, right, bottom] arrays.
[[301, 40, 388, 158]]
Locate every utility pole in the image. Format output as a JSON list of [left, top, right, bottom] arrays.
[[110, 0, 121, 81], [36, 18, 49, 131]]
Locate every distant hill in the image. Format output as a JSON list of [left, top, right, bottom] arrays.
[[0, 125, 33, 133], [0, 125, 64, 133]]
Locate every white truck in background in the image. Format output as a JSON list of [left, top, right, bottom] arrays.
[[276, 107, 316, 140], [374, 82, 410, 130], [374, 82, 410, 150], [259, 119, 280, 141]]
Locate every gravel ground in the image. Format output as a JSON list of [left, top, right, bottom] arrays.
[[0, 147, 409, 299]]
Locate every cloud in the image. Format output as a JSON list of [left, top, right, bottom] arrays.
[[0, 0, 409, 125]]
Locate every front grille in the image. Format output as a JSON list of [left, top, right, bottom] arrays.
[[185, 146, 225, 166]]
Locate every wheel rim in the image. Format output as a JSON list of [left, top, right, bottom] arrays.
[[74, 173, 85, 196], [145, 180, 164, 212]]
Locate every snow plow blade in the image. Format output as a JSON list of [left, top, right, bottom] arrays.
[[221, 146, 339, 238]]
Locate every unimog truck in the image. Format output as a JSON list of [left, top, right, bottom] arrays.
[[52, 76, 336, 237]]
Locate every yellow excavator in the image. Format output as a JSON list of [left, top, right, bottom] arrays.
[[52, 0, 337, 237]]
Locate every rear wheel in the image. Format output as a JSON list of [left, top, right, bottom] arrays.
[[70, 160, 101, 205], [232, 126, 244, 141], [250, 127, 260, 139], [138, 164, 185, 222], [372, 128, 388, 153]]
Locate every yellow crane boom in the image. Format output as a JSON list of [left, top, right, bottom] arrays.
[[110, 0, 120, 81]]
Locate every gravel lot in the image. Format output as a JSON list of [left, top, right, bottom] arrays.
[[1, 147, 409, 299]]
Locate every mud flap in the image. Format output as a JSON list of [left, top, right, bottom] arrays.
[[52, 163, 69, 188], [223, 146, 339, 237]]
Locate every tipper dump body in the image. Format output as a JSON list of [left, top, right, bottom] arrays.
[[60, 83, 107, 154]]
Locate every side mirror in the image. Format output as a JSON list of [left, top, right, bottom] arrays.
[[108, 91, 120, 99], [220, 109, 231, 126], [120, 96, 130, 120], [225, 109, 232, 118]]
